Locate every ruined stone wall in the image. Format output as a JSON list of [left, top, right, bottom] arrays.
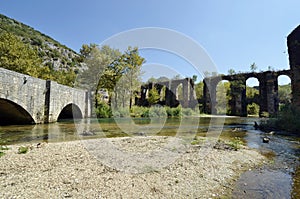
[[287, 25, 300, 109]]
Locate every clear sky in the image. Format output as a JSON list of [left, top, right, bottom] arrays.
[[1, 0, 299, 84]]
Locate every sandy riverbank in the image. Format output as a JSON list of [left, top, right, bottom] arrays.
[[0, 136, 267, 198]]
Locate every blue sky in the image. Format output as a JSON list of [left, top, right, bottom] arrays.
[[1, 0, 299, 84]]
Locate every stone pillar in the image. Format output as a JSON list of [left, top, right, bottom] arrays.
[[182, 79, 189, 108], [85, 90, 91, 118], [287, 25, 300, 109], [259, 72, 278, 116], [170, 81, 178, 107], [203, 78, 217, 114], [189, 78, 195, 101], [43, 80, 51, 123]]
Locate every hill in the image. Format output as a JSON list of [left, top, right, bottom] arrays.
[[0, 13, 83, 72]]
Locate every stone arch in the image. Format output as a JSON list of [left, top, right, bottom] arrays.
[[0, 98, 35, 125], [277, 74, 292, 108], [57, 103, 83, 121], [246, 77, 260, 116], [176, 83, 183, 101]]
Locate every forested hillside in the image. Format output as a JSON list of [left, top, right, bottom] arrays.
[[0, 14, 84, 86], [0, 14, 83, 71]]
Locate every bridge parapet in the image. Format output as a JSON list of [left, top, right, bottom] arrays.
[[0, 67, 91, 125]]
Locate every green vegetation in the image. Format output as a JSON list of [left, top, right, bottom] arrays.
[[224, 137, 244, 151], [0, 14, 80, 86], [18, 146, 29, 154], [216, 81, 231, 114], [0, 145, 9, 157], [95, 104, 199, 118], [79, 44, 145, 110], [0, 14, 82, 70], [260, 104, 300, 133], [247, 103, 259, 115], [278, 83, 292, 107], [0, 136, 9, 157], [95, 101, 112, 118], [148, 87, 160, 105], [195, 81, 204, 99], [0, 32, 43, 76]]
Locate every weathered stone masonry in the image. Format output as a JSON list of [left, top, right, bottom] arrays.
[[0, 67, 91, 125], [287, 25, 300, 109], [203, 70, 291, 117]]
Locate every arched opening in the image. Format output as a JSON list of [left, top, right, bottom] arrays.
[[278, 75, 292, 111], [176, 83, 183, 101], [216, 80, 230, 115], [246, 77, 260, 116], [0, 99, 35, 125], [160, 86, 166, 102], [57, 104, 83, 121]]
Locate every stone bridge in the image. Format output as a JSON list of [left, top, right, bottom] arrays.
[[0, 67, 91, 125], [203, 70, 291, 116]]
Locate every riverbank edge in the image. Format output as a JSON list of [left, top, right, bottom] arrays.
[[0, 136, 268, 198]]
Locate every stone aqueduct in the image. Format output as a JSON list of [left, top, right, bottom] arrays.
[[136, 69, 291, 117], [137, 25, 300, 116], [202, 70, 291, 116]]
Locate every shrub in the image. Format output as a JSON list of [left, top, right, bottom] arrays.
[[18, 146, 29, 154], [130, 106, 148, 117], [96, 102, 112, 118], [247, 103, 259, 116], [182, 108, 193, 116], [165, 106, 182, 117], [112, 107, 130, 118], [259, 104, 300, 132], [149, 106, 167, 118]]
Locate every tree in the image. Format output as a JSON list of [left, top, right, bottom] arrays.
[[78, 44, 121, 90], [148, 87, 160, 105], [278, 84, 292, 105], [216, 81, 231, 114], [192, 75, 197, 82], [250, 63, 257, 72], [228, 69, 236, 75], [99, 47, 145, 109], [0, 32, 42, 76], [195, 81, 204, 99], [79, 43, 98, 58]]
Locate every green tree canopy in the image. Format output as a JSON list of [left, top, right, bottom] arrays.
[[148, 87, 160, 105], [0, 32, 42, 76]]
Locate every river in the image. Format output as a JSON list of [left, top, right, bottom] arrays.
[[0, 117, 299, 198]]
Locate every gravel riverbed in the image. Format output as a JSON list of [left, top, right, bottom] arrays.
[[0, 136, 267, 198]]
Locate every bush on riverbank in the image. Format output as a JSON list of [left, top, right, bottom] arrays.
[[259, 104, 300, 133], [95, 104, 199, 118]]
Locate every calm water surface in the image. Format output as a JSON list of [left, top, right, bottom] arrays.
[[0, 116, 299, 198]]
